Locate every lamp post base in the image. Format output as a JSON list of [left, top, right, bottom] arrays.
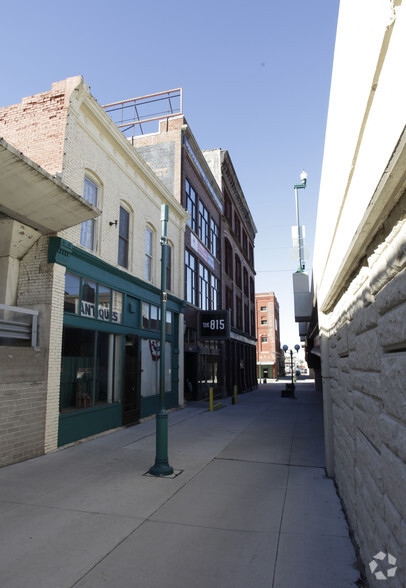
[[149, 409, 174, 477], [149, 462, 174, 476]]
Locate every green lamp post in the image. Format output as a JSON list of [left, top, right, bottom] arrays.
[[294, 170, 308, 272], [149, 204, 174, 476]]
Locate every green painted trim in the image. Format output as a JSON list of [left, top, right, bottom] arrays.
[[63, 313, 173, 341], [141, 390, 178, 418], [58, 403, 122, 446], [48, 236, 186, 313]]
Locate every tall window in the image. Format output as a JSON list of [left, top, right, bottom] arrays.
[[224, 192, 232, 222], [60, 328, 122, 413], [251, 309, 255, 336], [244, 303, 249, 334], [185, 249, 197, 305], [80, 177, 98, 251], [250, 277, 255, 302], [145, 228, 153, 281], [235, 254, 242, 289], [185, 180, 197, 232], [210, 218, 219, 259], [118, 206, 130, 268], [249, 242, 254, 266], [234, 213, 241, 242], [198, 201, 209, 248], [210, 275, 219, 310], [236, 295, 242, 330], [243, 267, 249, 296], [199, 263, 210, 310], [242, 230, 248, 255], [225, 239, 233, 278], [226, 287, 233, 326]]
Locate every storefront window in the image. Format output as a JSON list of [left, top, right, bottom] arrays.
[[142, 302, 161, 331], [166, 311, 172, 335], [141, 339, 172, 397], [60, 327, 122, 413], [95, 332, 110, 404], [112, 291, 123, 323], [64, 272, 123, 324], [150, 304, 159, 330], [81, 280, 96, 318], [142, 302, 149, 329], [64, 272, 80, 314], [97, 285, 111, 321]]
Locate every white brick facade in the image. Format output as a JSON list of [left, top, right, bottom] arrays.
[[0, 78, 188, 465]]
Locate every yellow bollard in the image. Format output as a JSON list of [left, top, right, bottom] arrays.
[[209, 387, 222, 411], [233, 384, 238, 405]]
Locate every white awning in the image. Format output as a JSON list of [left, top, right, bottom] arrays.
[[0, 138, 100, 234]]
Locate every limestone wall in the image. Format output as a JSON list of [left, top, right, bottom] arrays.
[[322, 211, 406, 588]]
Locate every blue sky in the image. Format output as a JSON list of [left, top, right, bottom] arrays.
[[2, 0, 339, 349]]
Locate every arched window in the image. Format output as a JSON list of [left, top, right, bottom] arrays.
[[80, 175, 101, 251]]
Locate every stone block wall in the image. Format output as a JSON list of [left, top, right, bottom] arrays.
[[324, 208, 406, 587]]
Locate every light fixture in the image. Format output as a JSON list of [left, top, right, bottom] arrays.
[[293, 170, 308, 272], [109, 220, 118, 227], [300, 169, 308, 185]]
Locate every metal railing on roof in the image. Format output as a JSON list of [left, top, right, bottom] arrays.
[[0, 304, 39, 347], [103, 88, 183, 137]]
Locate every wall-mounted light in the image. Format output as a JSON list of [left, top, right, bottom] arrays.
[[109, 220, 118, 227]]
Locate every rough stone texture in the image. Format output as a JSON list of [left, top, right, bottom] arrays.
[[325, 220, 406, 588]]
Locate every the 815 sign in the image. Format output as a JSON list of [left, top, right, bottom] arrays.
[[199, 310, 230, 339]]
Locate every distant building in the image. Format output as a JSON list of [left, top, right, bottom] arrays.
[[0, 77, 187, 463], [306, 1, 406, 582], [255, 292, 281, 380], [125, 112, 257, 399], [204, 149, 257, 395]]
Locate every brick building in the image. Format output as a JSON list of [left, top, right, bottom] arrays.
[[0, 138, 98, 467], [116, 107, 258, 399], [128, 116, 224, 400], [307, 2, 406, 585], [255, 292, 281, 381], [203, 149, 257, 394], [0, 77, 188, 463]]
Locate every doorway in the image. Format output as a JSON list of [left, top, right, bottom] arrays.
[[122, 335, 141, 426], [184, 351, 198, 401]]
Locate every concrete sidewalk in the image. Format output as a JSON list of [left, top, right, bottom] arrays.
[[0, 380, 362, 588]]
